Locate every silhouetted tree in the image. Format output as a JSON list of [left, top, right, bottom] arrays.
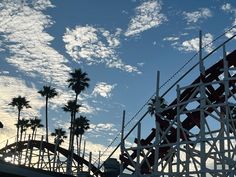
[[63, 100, 81, 156], [66, 68, 90, 174], [148, 96, 167, 116], [38, 86, 58, 142], [9, 96, 31, 142], [29, 117, 44, 140], [74, 116, 90, 157], [51, 128, 67, 146], [67, 69, 90, 103], [15, 118, 29, 142], [51, 128, 67, 171]]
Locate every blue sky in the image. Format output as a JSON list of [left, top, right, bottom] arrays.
[[0, 0, 236, 159]]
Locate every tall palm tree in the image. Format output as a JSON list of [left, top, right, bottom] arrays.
[[9, 96, 31, 142], [148, 96, 167, 116], [74, 116, 90, 157], [15, 118, 29, 142], [66, 69, 89, 174], [38, 86, 58, 142], [63, 100, 81, 152], [63, 100, 81, 174], [67, 69, 90, 103], [29, 117, 44, 140]]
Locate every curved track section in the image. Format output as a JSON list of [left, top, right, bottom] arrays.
[[120, 50, 236, 175], [0, 140, 102, 176]]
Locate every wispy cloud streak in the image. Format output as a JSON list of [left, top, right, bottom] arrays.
[[125, 0, 167, 36], [92, 82, 116, 98], [0, 0, 71, 87], [183, 8, 212, 24], [63, 26, 140, 73]]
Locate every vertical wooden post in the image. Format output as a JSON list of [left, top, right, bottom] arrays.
[[24, 134, 31, 166], [120, 110, 125, 174], [176, 85, 181, 175], [37, 136, 44, 168], [98, 150, 101, 168], [199, 30, 206, 177], [136, 122, 141, 175], [154, 71, 160, 175], [88, 152, 92, 174]]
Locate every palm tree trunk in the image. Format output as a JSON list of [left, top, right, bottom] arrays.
[[68, 113, 74, 152], [78, 135, 83, 171], [67, 113, 74, 174], [19, 127, 23, 164], [71, 93, 78, 153], [72, 92, 78, 148], [24, 131, 27, 141], [76, 135, 79, 173], [46, 97, 48, 142], [53, 137, 59, 171], [31, 129, 35, 141], [34, 128, 37, 140], [78, 135, 82, 157], [16, 109, 21, 143], [20, 128, 23, 142], [76, 135, 79, 156]]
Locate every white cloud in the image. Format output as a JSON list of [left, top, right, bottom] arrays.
[[63, 26, 139, 73], [221, 3, 233, 12], [32, 0, 54, 10], [125, 0, 167, 36], [0, 0, 71, 88], [92, 82, 116, 98], [177, 33, 214, 53], [221, 3, 236, 39], [225, 19, 236, 38], [163, 36, 179, 41], [79, 102, 95, 114], [0, 1, 97, 114], [89, 123, 118, 133], [0, 1, 98, 142], [0, 76, 44, 117], [0, 76, 45, 141], [183, 8, 212, 24]]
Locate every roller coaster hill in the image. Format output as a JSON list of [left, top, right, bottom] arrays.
[[1, 29, 236, 177]]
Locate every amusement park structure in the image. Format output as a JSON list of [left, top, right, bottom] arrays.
[[1, 30, 236, 177], [119, 31, 236, 177]]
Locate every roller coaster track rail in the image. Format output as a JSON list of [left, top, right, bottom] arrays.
[[96, 25, 236, 171]]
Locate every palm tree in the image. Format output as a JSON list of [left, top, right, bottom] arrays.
[[29, 117, 44, 140], [9, 96, 31, 142], [15, 118, 29, 164], [74, 116, 90, 157], [38, 86, 58, 142], [51, 128, 67, 171], [51, 128, 67, 146], [15, 118, 29, 142], [148, 96, 167, 116], [66, 69, 89, 174], [63, 100, 81, 152], [63, 100, 81, 174], [67, 69, 90, 103]]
